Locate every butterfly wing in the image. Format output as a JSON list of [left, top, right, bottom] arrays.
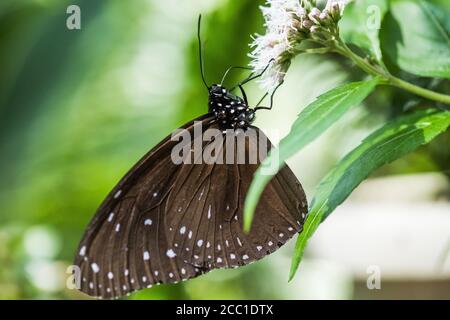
[[74, 114, 215, 298], [74, 118, 308, 299], [165, 125, 307, 270]]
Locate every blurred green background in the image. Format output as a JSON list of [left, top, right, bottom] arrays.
[[0, 0, 449, 300]]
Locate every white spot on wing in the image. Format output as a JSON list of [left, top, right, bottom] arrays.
[[256, 246, 263, 251], [188, 230, 193, 239], [268, 241, 273, 246], [108, 272, 114, 279], [107, 213, 114, 222], [91, 263, 100, 273], [243, 255, 249, 260], [166, 249, 176, 258], [79, 246, 86, 256], [236, 237, 242, 246], [143, 251, 150, 261], [207, 205, 212, 219], [114, 190, 122, 199], [230, 253, 236, 260], [180, 226, 186, 234], [144, 219, 152, 226], [115, 223, 120, 232], [181, 268, 186, 275], [217, 257, 222, 263], [197, 239, 203, 247]]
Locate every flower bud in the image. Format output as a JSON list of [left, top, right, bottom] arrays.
[[308, 8, 321, 24], [302, 19, 314, 30], [330, 3, 343, 21]]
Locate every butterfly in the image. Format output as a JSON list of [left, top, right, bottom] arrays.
[[73, 15, 308, 299]]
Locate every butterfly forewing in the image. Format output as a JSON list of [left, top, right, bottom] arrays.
[[74, 116, 307, 299]]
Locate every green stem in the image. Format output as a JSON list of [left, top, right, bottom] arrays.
[[335, 40, 450, 105]]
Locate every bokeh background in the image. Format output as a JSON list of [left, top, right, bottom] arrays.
[[0, 0, 449, 299]]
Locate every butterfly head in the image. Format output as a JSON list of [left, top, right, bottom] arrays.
[[208, 84, 255, 130]]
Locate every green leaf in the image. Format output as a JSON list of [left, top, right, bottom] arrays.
[[380, 0, 450, 78], [340, 0, 388, 61], [243, 78, 380, 232], [289, 109, 450, 281]]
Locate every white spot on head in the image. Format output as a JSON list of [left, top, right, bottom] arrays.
[[79, 246, 86, 256], [197, 239, 203, 247], [144, 219, 152, 226], [256, 246, 263, 251], [108, 272, 114, 279], [107, 213, 114, 222], [115, 223, 120, 232], [181, 268, 186, 275], [91, 263, 100, 273], [114, 190, 122, 199], [166, 249, 176, 258], [243, 254, 249, 260], [268, 241, 273, 246], [143, 251, 150, 261], [217, 257, 222, 263], [180, 226, 186, 234], [230, 253, 236, 260]]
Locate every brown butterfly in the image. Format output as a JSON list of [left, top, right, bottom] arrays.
[[73, 15, 308, 299]]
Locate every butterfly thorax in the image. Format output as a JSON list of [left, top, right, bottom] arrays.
[[208, 84, 255, 130]]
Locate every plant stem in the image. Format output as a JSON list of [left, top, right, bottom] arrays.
[[335, 40, 450, 105]]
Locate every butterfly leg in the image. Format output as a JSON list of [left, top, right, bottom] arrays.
[[254, 80, 284, 111]]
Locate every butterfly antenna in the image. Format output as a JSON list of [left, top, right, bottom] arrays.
[[198, 14, 209, 90]]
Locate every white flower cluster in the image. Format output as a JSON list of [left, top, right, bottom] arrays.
[[249, 0, 347, 92]]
